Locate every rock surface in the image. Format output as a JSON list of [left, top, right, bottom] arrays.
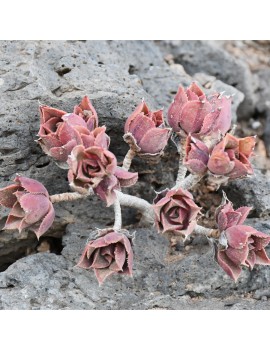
[[0, 220, 270, 310], [0, 40, 270, 309], [224, 170, 270, 218]]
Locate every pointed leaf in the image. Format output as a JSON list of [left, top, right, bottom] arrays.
[[167, 86, 188, 132], [114, 167, 138, 187], [34, 203, 55, 238], [39, 105, 66, 124], [236, 207, 252, 225], [216, 250, 242, 282], [19, 194, 51, 225], [15, 176, 49, 196], [179, 100, 212, 134], [138, 127, 170, 154], [94, 268, 115, 285]]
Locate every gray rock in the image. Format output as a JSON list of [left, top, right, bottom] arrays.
[[255, 69, 270, 113], [224, 170, 270, 217], [0, 221, 270, 309], [263, 109, 270, 157]]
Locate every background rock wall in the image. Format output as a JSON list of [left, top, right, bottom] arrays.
[[0, 40, 270, 309]]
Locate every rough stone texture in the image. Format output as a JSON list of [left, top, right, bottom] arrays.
[[0, 40, 269, 309], [217, 41, 270, 115], [224, 170, 270, 218], [264, 110, 270, 157], [0, 220, 270, 310]]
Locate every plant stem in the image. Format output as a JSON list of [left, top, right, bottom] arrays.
[[113, 197, 122, 231], [172, 136, 187, 187], [180, 174, 203, 190], [193, 225, 219, 238], [122, 149, 136, 171], [175, 152, 187, 186], [115, 190, 155, 224], [50, 189, 154, 226], [50, 191, 91, 203]]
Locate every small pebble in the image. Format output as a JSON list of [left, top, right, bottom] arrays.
[[261, 295, 267, 301], [251, 121, 261, 129]]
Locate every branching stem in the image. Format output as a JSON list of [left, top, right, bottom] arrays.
[[113, 197, 122, 231], [115, 190, 155, 225], [173, 174, 203, 191], [175, 152, 187, 186], [50, 191, 91, 203], [173, 136, 187, 187], [50, 189, 154, 225], [122, 149, 136, 171], [193, 225, 219, 239]]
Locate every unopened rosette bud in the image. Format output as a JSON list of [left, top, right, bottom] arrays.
[[77, 229, 133, 285], [124, 101, 171, 159], [208, 134, 256, 179], [153, 187, 200, 238], [168, 82, 232, 139], [0, 175, 55, 238]]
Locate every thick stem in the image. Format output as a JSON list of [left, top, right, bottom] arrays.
[[50, 192, 91, 203], [50, 189, 154, 226], [113, 197, 122, 231], [175, 152, 187, 186], [122, 149, 136, 171], [181, 174, 203, 190], [115, 190, 155, 225], [193, 225, 219, 239], [174, 136, 187, 187], [173, 174, 202, 191]]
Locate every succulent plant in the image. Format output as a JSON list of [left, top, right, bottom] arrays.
[[0, 85, 268, 286], [77, 229, 133, 285], [168, 82, 232, 139], [124, 100, 171, 156], [0, 175, 55, 238], [208, 134, 256, 179], [153, 187, 200, 238]]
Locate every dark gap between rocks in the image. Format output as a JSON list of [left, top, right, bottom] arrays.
[[0, 235, 64, 272]]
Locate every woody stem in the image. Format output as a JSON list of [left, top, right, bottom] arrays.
[[180, 174, 203, 190], [193, 225, 219, 239], [113, 197, 122, 231], [173, 136, 188, 188], [175, 152, 187, 186], [50, 191, 92, 203], [122, 149, 136, 171], [50, 189, 154, 225], [115, 190, 155, 225]]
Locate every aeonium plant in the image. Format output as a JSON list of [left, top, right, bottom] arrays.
[[0, 82, 269, 285]]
